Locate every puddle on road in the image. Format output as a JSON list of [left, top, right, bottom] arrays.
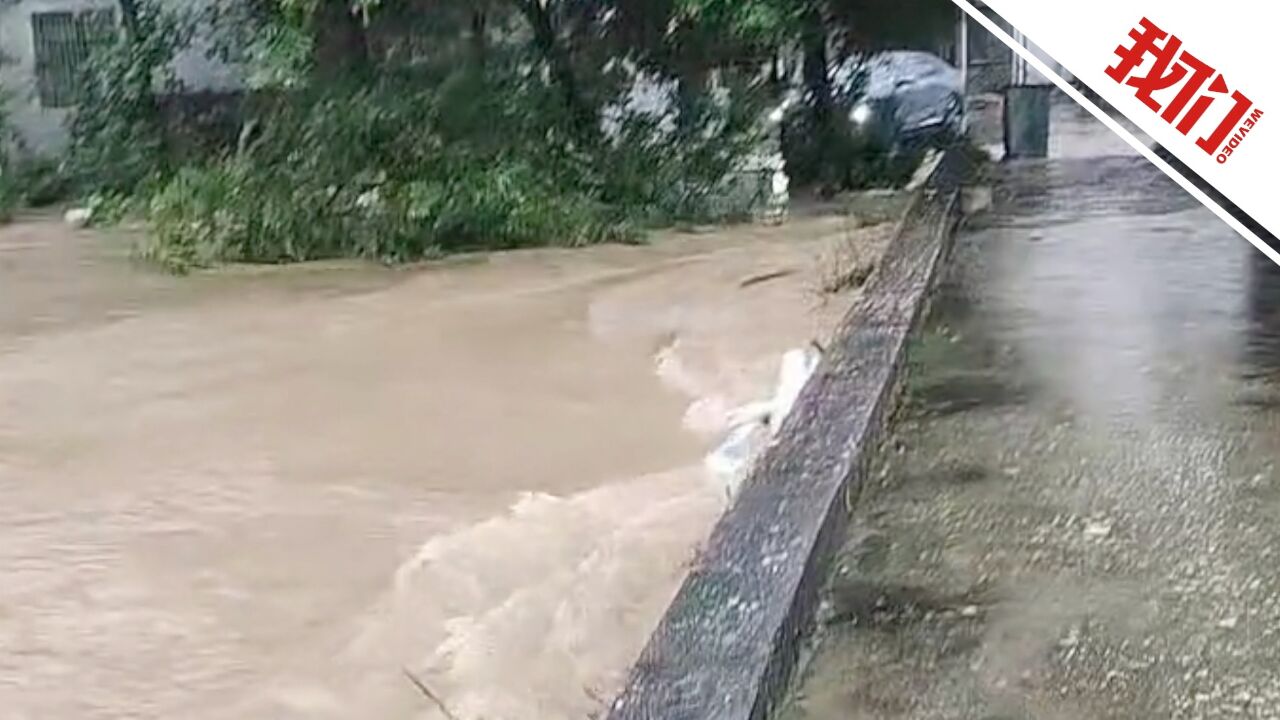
[[0, 215, 887, 719]]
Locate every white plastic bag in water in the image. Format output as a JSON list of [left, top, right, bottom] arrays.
[[705, 346, 821, 502]]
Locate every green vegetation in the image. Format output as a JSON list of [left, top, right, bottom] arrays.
[[0, 184, 13, 225], [8, 0, 958, 270], [134, 64, 766, 271], [64, 2, 189, 197], [0, 90, 15, 224]]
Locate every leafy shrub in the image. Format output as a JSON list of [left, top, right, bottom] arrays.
[[65, 4, 192, 196], [142, 163, 243, 270], [15, 156, 73, 207], [594, 86, 767, 225], [0, 174, 14, 225], [202, 1, 312, 91], [0, 87, 16, 222], [59, 1, 770, 270], [143, 150, 631, 273], [0, 179, 12, 227], [1, 80, 71, 212], [395, 164, 625, 252], [139, 67, 759, 271], [144, 158, 382, 271]]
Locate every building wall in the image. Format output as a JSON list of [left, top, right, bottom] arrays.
[[963, 8, 1012, 96], [0, 0, 239, 157], [962, 5, 1074, 97], [0, 0, 116, 155]]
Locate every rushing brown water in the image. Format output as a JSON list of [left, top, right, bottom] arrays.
[[0, 214, 886, 719]]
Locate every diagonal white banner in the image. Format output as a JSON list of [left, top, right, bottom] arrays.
[[955, 0, 1280, 265]]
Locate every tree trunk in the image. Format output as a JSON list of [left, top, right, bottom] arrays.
[[117, 0, 140, 36], [675, 65, 708, 135], [470, 9, 488, 69], [800, 3, 841, 190], [510, 0, 596, 139], [312, 0, 370, 79], [800, 4, 831, 116]]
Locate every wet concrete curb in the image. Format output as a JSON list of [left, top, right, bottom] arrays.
[[607, 151, 968, 720]]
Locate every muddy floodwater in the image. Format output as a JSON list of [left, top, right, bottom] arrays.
[[0, 213, 885, 719]]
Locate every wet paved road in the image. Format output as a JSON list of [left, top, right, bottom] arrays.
[[781, 111, 1280, 719]]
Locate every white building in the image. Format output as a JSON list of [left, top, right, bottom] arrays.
[[0, 0, 236, 156], [959, 1, 1074, 94]]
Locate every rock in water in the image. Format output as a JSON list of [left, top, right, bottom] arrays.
[[64, 207, 92, 228]]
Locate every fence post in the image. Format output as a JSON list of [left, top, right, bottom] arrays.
[[958, 10, 970, 131]]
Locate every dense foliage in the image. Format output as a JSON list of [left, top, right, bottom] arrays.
[[0, 89, 14, 223], [42, 0, 955, 270], [135, 62, 768, 271], [66, 3, 191, 196]]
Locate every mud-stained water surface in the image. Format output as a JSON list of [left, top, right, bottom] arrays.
[[0, 214, 887, 719], [781, 121, 1280, 718]]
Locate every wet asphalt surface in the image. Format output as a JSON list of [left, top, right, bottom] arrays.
[[779, 105, 1280, 719]]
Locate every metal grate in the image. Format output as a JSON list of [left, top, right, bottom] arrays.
[[31, 8, 117, 109]]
